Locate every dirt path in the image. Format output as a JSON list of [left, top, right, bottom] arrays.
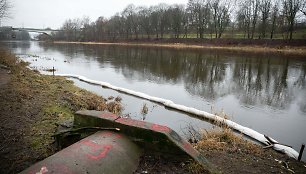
[[0, 65, 37, 173]]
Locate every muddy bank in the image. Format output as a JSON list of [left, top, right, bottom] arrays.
[[53, 40, 306, 56]]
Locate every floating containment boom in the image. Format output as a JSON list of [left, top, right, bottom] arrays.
[[57, 74, 299, 159]]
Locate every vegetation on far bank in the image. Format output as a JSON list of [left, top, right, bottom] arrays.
[[53, 39, 306, 56], [40, 0, 306, 42]]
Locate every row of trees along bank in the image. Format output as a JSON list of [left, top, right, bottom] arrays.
[[51, 0, 306, 42]]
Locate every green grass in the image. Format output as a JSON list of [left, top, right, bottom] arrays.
[[30, 104, 74, 155], [126, 29, 306, 40]]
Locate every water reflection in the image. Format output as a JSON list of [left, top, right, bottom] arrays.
[[4, 41, 306, 161], [1, 41, 30, 52], [37, 42, 306, 113], [233, 57, 293, 109]]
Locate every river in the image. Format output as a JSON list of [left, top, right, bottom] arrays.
[[3, 41, 306, 159]]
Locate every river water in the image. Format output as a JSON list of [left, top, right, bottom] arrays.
[[3, 41, 306, 159]]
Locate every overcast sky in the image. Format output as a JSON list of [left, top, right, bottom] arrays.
[[2, 0, 188, 29]]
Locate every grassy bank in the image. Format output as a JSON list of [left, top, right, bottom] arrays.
[[0, 50, 122, 173], [53, 40, 306, 56]]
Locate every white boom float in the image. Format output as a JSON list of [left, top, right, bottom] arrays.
[[57, 73, 299, 159]]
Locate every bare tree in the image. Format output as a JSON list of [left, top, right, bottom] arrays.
[[0, 0, 9, 18], [95, 17, 107, 41], [259, 0, 271, 38], [250, 0, 260, 39], [107, 14, 123, 40], [122, 4, 140, 39], [169, 5, 185, 38], [211, 0, 220, 38], [0, 0, 11, 25], [157, 3, 170, 39], [138, 7, 152, 38], [52, 0, 306, 42], [58, 18, 84, 41], [80, 16, 91, 41], [237, 1, 252, 38], [188, 0, 211, 39], [61, 19, 74, 41], [182, 6, 191, 38], [237, 0, 260, 39], [282, 0, 304, 40], [149, 6, 160, 38], [270, 1, 279, 39], [210, 0, 231, 38]]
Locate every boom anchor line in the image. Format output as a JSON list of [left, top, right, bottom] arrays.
[[57, 73, 300, 160]]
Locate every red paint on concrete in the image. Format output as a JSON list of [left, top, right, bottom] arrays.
[[151, 124, 171, 133], [81, 140, 113, 160], [21, 131, 142, 174], [99, 112, 118, 120], [183, 142, 198, 156], [86, 145, 112, 160], [72, 111, 214, 172], [115, 134, 122, 139]]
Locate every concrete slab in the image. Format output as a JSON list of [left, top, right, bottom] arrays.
[[74, 110, 216, 173], [20, 131, 142, 174]]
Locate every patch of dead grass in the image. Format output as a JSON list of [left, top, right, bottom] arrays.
[[195, 128, 263, 156]]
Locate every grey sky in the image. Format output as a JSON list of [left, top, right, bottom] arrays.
[[2, 0, 188, 29]]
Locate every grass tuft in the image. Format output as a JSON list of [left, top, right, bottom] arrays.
[[195, 127, 263, 156]]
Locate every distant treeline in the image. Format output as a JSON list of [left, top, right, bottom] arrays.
[[49, 0, 306, 42], [0, 27, 30, 40]]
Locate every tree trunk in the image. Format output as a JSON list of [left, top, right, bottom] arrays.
[[199, 27, 204, 39], [289, 22, 294, 40]]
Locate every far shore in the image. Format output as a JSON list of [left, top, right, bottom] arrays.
[[53, 40, 306, 56]]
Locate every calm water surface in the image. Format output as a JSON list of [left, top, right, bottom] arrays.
[[3, 41, 306, 159]]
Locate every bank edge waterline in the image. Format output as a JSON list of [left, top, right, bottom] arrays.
[[53, 41, 306, 56], [57, 73, 299, 160]]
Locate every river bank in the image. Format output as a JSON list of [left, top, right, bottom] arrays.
[[53, 39, 306, 56], [0, 50, 122, 173], [0, 50, 306, 173]]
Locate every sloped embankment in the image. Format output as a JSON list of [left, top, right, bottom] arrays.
[[0, 50, 122, 173]]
